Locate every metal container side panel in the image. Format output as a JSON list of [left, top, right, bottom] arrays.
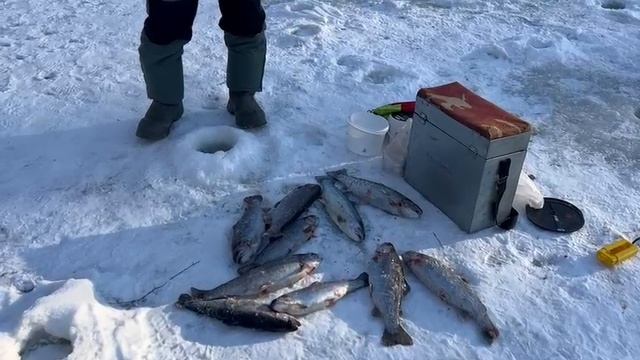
[[404, 116, 485, 232], [416, 97, 490, 156], [468, 150, 527, 232], [486, 132, 531, 159]]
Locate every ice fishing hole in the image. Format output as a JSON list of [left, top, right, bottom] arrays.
[[195, 130, 239, 155], [20, 329, 73, 360], [602, 1, 626, 10]]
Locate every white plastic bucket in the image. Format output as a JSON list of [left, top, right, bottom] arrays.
[[347, 112, 389, 156]]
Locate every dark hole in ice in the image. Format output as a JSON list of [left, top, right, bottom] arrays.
[[635, 107, 640, 120], [197, 138, 236, 155], [601, 1, 626, 10], [20, 329, 73, 360]]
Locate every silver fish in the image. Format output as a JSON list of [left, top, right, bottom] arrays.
[[327, 169, 422, 218], [403, 251, 499, 343], [369, 243, 413, 347], [190, 253, 321, 300], [231, 195, 267, 265], [239, 215, 319, 274], [271, 272, 369, 316], [177, 294, 301, 332], [316, 176, 365, 242], [264, 184, 322, 239]]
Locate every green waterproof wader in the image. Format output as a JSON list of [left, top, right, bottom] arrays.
[[136, 0, 267, 140]]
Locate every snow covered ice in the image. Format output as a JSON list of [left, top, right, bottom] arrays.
[[1, 0, 640, 359]]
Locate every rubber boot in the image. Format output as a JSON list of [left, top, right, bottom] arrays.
[[136, 33, 187, 140], [224, 31, 267, 129], [226, 92, 266, 129]]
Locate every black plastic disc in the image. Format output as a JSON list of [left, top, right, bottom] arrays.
[[526, 198, 585, 233]]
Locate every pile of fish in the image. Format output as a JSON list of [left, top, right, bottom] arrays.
[[177, 253, 369, 332], [175, 169, 499, 346]]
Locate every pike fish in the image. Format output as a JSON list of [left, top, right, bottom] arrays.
[[271, 272, 369, 316], [177, 294, 301, 332], [231, 195, 266, 265], [403, 251, 500, 343], [316, 176, 365, 242], [369, 243, 413, 347], [327, 169, 422, 218], [239, 215, 319, 274], [190, 253, 321, 300], [263, 184, 322, 239]]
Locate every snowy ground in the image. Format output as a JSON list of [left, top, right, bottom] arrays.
[[1, 0, 640, 359]]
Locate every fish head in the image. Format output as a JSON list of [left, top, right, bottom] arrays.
[[397, 199, 423, 218], [299, 253, 322, 272], [402, 251, 426, 266], [176, 293, 193, 308], [271, 295, 306, 314], [233, 246, 256, 265], [243, 195, 263, 206], [348, 222, 365, 242], [373, 242, 397, 260]]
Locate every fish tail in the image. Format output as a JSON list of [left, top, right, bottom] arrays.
[[483, 323, 500, 344], [189, 287, 211, 299], [355, 272, 369, 286], [382, 325, 413, 347], [326, 168, 347, 178]]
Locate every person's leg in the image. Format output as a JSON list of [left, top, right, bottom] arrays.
[[137, 0, 198, 141], [219, 0, 267, 129]]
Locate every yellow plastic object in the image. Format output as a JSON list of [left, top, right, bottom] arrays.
[[597, 239, 639, 267]]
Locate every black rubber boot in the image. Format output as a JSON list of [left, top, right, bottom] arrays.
[[226, 92, 267, 129], [136, 101, 184, 140]]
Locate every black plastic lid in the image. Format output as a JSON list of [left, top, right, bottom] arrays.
[[526, 198, 585, 233]]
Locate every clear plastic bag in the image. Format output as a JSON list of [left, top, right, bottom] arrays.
[[513, 171, 544, 210], [382, 114, 412, 175]]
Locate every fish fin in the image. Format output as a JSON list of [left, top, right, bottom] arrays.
[[263, 210, 272, 226], [403, 279, 411, 296], [237, 263, 258, 275], [259, 282, 274, 294], [334, 181, 349, 192], [347, 193, 365, 205], [355, 272, 369, 286], [315, 175, 331, 183], [189, 287, 211, 299], [324, 298, 338, 308], [371, 306, 382, 317], [326, 168, 348, 178], [382, 326, 413, 347]]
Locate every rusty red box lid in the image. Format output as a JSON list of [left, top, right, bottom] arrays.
[[418, 82, 531, 140]]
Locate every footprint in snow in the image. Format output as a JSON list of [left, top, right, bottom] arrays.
[[364, 64, 410, 85], [337, 55, 366, 69], [291, 24, 322, 37]]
